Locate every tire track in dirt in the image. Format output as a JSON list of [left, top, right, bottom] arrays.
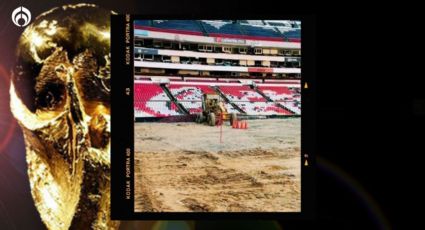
[[134, 119, 301, 212], [135, 148, 300, 212]]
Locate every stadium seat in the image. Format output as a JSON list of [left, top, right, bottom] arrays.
[[134, 20, 151, 27], [168, 84, 215, 101], [218, 85, 266, 102], [135, 20, 299, 41], [257, 86, 293, 102], [279, 101, 301, 115], [180, 101, 203, 114], [134, 83, 169, 101], [151, 20, 203, 33], [134, 82, 184, 117], [281, 29, 301, 41], [234, 102, 292, 115], [134, 81, 301, 118], [201, 21, 243, 35], [134, 101, 182, 117], [238, 24, 282, 38]]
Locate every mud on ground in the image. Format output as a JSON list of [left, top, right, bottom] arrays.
[[134, 118, 300, 212]]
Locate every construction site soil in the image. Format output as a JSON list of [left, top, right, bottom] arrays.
[[134, 118, 300, 212]]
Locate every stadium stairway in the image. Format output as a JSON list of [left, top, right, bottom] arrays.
[[253, 86, 274, 103], [273, 26, 284, 37], [197, 20, 209, 36], [279, 103, 298, 115], [275, 102, 296, 115], [211, 86, 246, 114], [160, 85, 190, 115], [254, 87, 296, 115]]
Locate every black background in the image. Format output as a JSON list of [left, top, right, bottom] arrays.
[[315, 4, 425, 229]]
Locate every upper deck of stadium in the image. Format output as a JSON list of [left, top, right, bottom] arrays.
[[134, 20, 301, 43]]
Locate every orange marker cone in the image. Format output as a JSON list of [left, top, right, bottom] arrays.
[[232, 120, 237, 128], [237, 121, 241, 129]]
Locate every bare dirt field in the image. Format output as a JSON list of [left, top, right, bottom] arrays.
[[134, 118, 301, 212]]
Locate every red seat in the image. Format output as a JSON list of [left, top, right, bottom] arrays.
[[218, 85, 266, 102]]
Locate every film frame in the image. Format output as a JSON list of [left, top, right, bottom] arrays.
[[111, 14, 316, 220]]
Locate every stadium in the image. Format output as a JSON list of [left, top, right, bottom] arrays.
[[133, 20, 301, 212]]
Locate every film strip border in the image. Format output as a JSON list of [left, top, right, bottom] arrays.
[[111, 14, 316, 220], [111, 14, 135, 218]]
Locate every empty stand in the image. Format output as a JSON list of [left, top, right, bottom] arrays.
[[169, 84, 215, 101], [257, 86, 293, 102], [279, 29, 301, 41], [180, 101, 203, 114], [134, 81, 301, 118], [201, 21, 243, 35], [279, 101, 301, 115], [223, 102, 240, 114], [238, 24, 282, 38], [134, 101, 183, 117], [134, 20, 151, 27], [256, 85, 301, 114], [234, 102, 292, 115], [218, 85, 267, 102], [152, 20, 203, 33], [133, 19, 302, 118], [166, 83, 215, 114], [134, 20, 301, 42], [134, 82, 184, 117], [134, 82, 170, 101]]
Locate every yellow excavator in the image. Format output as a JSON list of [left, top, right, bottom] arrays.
[[196, 93, 237, 126]]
